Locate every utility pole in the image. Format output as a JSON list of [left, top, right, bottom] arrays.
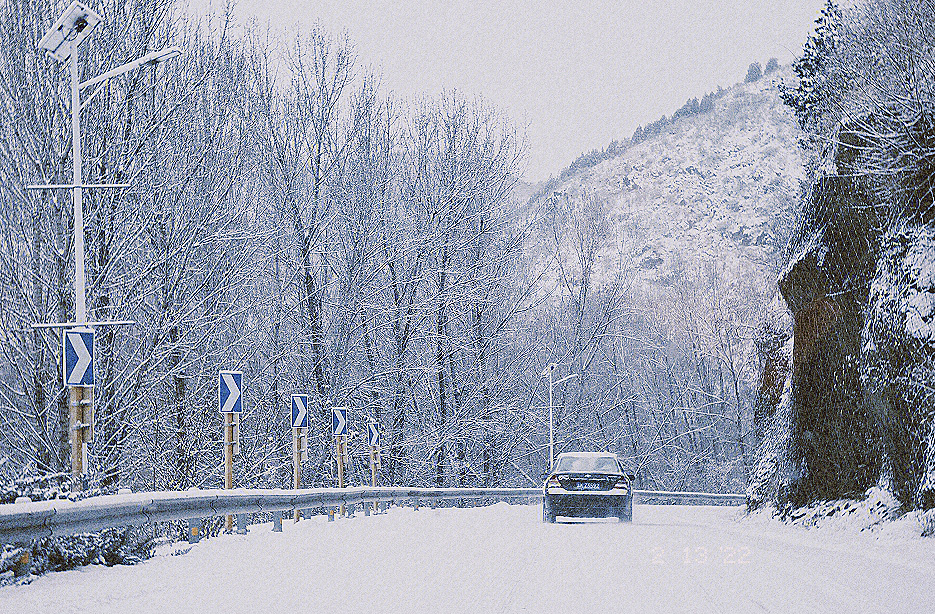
[[547, 364, 554, 469]]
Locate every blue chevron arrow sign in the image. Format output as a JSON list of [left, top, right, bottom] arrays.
[[63, 328, 94, 386], [292, 394, 309, 428], [219, 371, 243, 413], [332, 406, 347, 437]]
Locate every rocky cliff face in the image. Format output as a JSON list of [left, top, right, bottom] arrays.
[[750, 135, 935, 511], [748, 0, 935, 514], [863, 216, 935, 508], [776, 160, 883, 506]]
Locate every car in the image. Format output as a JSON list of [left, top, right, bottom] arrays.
[[542, 452, 635, 523]]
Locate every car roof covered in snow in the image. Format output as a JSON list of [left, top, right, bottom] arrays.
[[556, 451, 617, 458]]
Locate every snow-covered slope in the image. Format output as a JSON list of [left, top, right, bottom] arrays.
[[536, 70, 804, 296]]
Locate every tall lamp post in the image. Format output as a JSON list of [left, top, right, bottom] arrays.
[[541, 363, 577, 470], [28, 2, 180, 488]]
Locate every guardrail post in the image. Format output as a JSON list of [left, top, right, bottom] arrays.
[[236, 513, 248, 535], [272, 512, 282, 532], [364, 502, 370, 516], [12, 548, 30, 577], [187, 518, 203, 544]]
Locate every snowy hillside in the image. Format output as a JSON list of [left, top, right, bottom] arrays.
[[534, 70, 804, 295]]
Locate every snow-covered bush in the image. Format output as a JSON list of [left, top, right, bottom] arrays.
[[0, 473, 154, 581]]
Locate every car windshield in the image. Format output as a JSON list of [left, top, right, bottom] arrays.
[[554, 455, 619, 474]]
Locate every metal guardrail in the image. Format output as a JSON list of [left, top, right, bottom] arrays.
[[0, 486, 745, 544], [633, 489, 746, 506], [0, 487, 538, 543]]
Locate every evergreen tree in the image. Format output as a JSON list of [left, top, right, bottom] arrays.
[[744, 62, 763, 83], [780, 0, 842, 131]]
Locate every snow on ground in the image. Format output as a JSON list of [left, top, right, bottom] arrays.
[[2, 502, 934, 613]]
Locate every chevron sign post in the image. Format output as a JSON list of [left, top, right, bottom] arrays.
[[368, 422, 381, 502], [332, 406, 348, 515], [219, 370, 243, 532], [63, 328, 95, 482], [291, 394, 309, 521]]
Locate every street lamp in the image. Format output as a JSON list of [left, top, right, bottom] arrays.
[[32, 1, 181, 326], [541, 363, 577, 470], [28, 2, 181, 487]]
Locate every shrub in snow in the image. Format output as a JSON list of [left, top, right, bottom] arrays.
[[28, 528, 154, 574], [0, 474, 154, 580], [921, 509, 935, 537], [0, 472, 75, 505], [775, 485, 902, 531]]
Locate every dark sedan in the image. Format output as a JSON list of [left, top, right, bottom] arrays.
[[543, 452, 634, 523]]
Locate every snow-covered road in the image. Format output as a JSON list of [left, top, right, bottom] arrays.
[[3, 502, 933, 613]]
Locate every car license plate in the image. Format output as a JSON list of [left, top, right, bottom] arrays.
[[577, 482, 603, 490]]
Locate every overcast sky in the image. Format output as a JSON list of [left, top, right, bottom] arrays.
[[193, 0, 825, 182]]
